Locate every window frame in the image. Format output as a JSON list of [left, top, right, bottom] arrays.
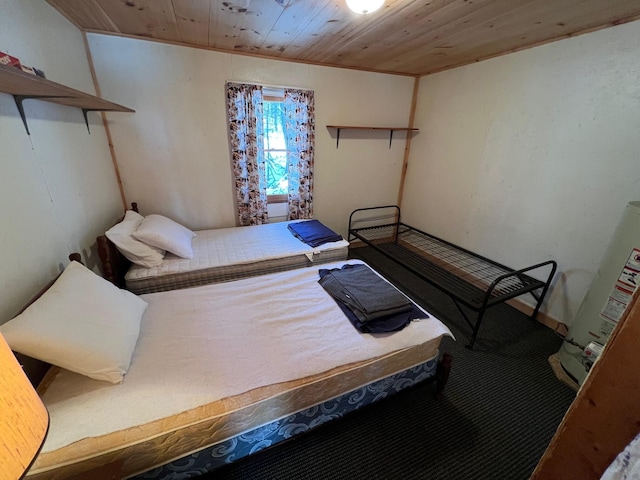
[[263, 93, 288, 204]]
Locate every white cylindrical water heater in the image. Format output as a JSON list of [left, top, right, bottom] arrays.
[[558, 201, 640, 385]]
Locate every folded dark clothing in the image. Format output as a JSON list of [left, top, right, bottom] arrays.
[[318, 263, 413, 324], [331, 298, 422, 334], [288, 219, 343, 247]]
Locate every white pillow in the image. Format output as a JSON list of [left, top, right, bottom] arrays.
[[105, 210, 165, 267], [0, 261, 147, 384], [133, 214, 196, 259]]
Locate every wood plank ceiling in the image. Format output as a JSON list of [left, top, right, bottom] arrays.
[[47, 0, 640, 76]]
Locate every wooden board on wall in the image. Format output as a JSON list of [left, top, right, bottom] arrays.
[[531, 290, 640, 479]]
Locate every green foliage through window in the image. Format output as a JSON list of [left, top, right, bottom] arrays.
[[263, 100, 288, 196]]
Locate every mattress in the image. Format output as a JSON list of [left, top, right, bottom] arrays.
[[28, 260, 451, 479], [125, 220, 350, 294], [133, 356, 440, 479]]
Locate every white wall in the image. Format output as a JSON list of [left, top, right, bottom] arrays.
[[404, 21, 640, 325], [0, 2, 123, 324], [87, 34, 416, 235], [8, 5, 633, 329]]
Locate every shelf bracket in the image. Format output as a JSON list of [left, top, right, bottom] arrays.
[[13, 95, 30, 135], [13, 95, 70, 135], [389, 130, 394, 149], [335, 127, 341, 148], [83, 109, 118, 133], [81, 109, 99, 134]]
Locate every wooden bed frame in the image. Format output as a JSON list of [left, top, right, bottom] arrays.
[[15, 253, 452, 479], [96, 203, 138, 288], [349, 205, 557, 349]]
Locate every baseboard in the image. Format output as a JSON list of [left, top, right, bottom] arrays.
[[506, 298, 568, 336]]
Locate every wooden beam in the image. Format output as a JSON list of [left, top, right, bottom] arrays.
[[82, 32, 127, 211], [397, 76, 419, 208]]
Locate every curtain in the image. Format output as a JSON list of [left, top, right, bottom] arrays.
[[226, 82, 268, 226], [284, 88, 315, 220]]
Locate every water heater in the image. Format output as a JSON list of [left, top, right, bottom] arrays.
[[559, 201, 640, 385]]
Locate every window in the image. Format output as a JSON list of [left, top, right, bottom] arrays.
[[263, 92, 288, 203], [226, 82, 314, 225]]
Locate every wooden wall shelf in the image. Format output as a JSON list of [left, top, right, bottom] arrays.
[[326, 125, 419, 148], [0, 63, 134, 135]]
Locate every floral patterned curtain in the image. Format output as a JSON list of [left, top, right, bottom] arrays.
[[226, 82, 268, 226], [284, 88, 315, 220]]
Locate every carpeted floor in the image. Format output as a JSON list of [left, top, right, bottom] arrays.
[[207, 247, 576, 480]]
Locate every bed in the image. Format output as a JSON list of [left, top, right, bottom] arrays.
[[98, 203, 350, 294], [4, 256, 452, 479], [349, 205, 557, 349], [600, 431, 640, 479]]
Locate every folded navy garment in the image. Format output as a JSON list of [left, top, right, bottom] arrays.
[[331, 297, 422, 333], [288, 219, 343, 247], [318, 263, 427, 333], [318, 264, 413, 323]]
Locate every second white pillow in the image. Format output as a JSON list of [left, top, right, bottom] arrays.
[[105, 210, 165, 267], [133, 214, 196, 259]]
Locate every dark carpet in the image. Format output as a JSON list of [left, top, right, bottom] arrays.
[[207, 247, 576, 480]]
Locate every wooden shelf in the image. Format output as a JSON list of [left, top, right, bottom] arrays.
[[326, 125, 419, 148], [0, 63, 134, 134]]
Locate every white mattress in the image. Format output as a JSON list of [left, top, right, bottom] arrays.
[[125, 220, 350, 282], [39, 260, 451, 454]]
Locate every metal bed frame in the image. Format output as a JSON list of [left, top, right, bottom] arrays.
[[348, 206, 557, 349]]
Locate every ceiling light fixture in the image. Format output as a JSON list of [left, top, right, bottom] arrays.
[[346, 0, 385, 14]]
